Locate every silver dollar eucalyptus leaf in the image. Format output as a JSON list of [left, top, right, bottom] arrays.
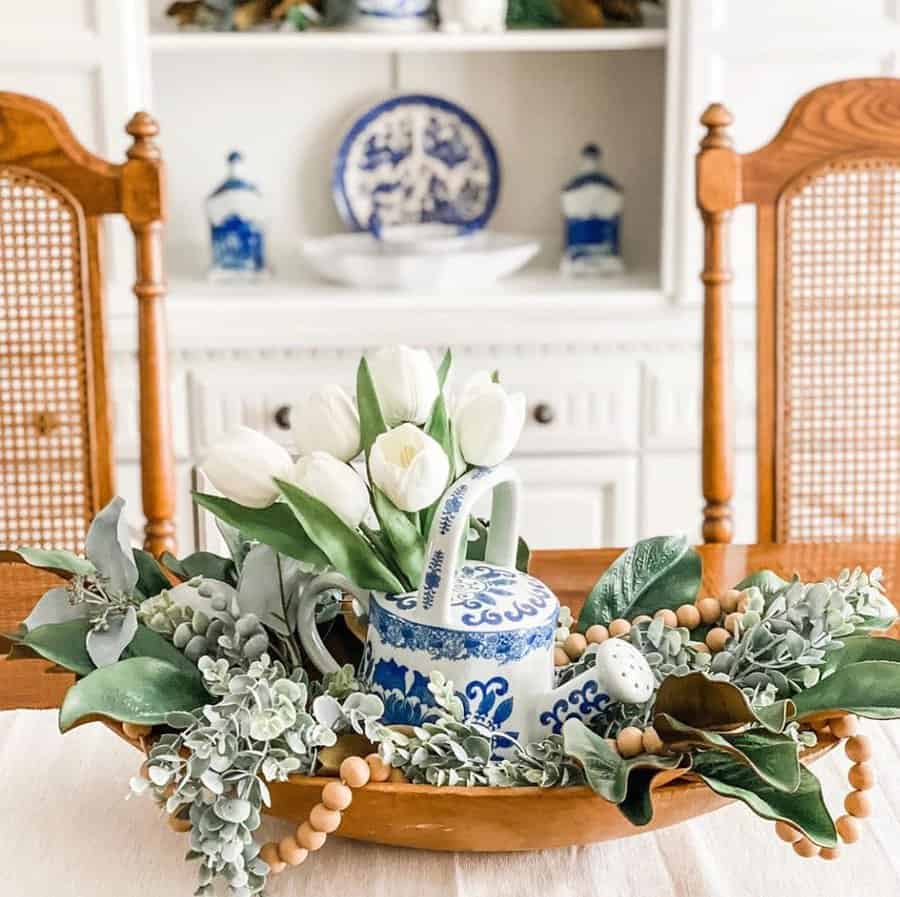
[[236, 544, 311, 636], [85, 605, 138, 667], [23, 586, 88, 631], [85, 497, 139, 594]]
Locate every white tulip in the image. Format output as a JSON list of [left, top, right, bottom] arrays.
[[367, 345, 440, 426], [293, 451, 371, 529], [369, 423, 450, 512], [293, 384, 361, 462], [203, 426, 294, 508], [454, 372, 526, 467]]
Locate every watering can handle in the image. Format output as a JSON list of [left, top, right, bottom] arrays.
[[295, 572, 370, 676], [423, 464, 521, 625]]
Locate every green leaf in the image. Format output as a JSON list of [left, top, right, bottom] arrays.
[[371, 487, 423, 591], [692, 751, 837, 847], [127, 625, 203, 680], [465, 518, 530, 574], [161, 550, 236, 586], [617, 767, 658, 826], [276, 479, 403, 594], [734, 570, 789, 595], [577, 535, 701, 633], [654, 671, 792, 733], [421, 393, 456, 538], [436, 348, 452, 389], [59, 657, 210, 732], [792, 661, 900, 720], [562, 719, 683, 804], [17, 620, 94, 677], [132, 549, 171, 599], [357, 357, 388, 458], [192, 492, 329, 569], [823, 634, 900, 676], [654, 715, 800, 792], [16, 547, 94, 577]]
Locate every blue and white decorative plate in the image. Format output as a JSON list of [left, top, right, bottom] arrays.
[[332, 94, 501, 234]]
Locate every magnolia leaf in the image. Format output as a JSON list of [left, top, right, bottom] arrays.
[[126, 625, 204, 679], [654, 715, 800, 792], [654, 671, 791, 733], [577, 535, 701, 632], [15, 548, 95, 577], [617, 767, 657, 826], [792, 660, 900, 721], [23, 586, 87, 631], [372, 486, 424, 590], [466, 518, 530, 573], [86, 606, 138, 667], [192, 492, 329, 569], [59, 657, 209, 732], [734, 570, 789, 595], [692, 751, 837, 847], [276, 479, 404, 594], [16, 620, 94, 677], [216, 518, 249, 570], [357, 356, 388, 459], [236, 544, 310, 636], [823, 634, 900, 676], [85, 497, 139, 594], [132, 549, 171, 599], [562, 718, 683, 804], [161, 550, 236, 586]]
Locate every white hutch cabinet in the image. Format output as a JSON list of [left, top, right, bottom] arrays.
[[4, 0, 896, 551]]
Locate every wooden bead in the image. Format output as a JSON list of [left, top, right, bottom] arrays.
[[122, 722, 152, 740], [724, 612, 743, 635], [260, 842, 286, 875], [322, 781, 353, 811], [295, 821, 327, 851], [696, 597, 722, 625], [792, 838, 818, 858], [340, 756, 371, 789], [616, 726, 644, 758], [553, 646, 570, 667], [585, 624, 608, 645], [775, 821, 803, 843], [365, 753, 392, 783], [845, 790, 872, 819], [848, 762, 875, 791], [705, 627, 730, 653], [278, 836, 308, 867], [691, 641, 710, 654], [830, 715, 859, 739], [167, 812, 191, 833], [820, 846, 841, 861], [737, 597, 750, 613], [719, 589, 741, 613], [675, 604, 701, 630], [563, 632, 588, 660], [654, 609, 678, 628], [845, 734, 872, 763], [309, 803, 342, 834], [641, 727, 665, 755], [632, 615, 652, 626], [836, 814, 861, 844], [608, 619, 631, 638]]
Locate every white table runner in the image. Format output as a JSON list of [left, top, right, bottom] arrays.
[[3, 710, 899, 897]]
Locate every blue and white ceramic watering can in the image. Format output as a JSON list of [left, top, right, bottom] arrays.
[[298, 466, 654, 747]]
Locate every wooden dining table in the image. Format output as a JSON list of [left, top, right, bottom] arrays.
[[1, 541, 899, 897]]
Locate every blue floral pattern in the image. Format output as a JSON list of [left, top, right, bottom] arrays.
[[538, 680, 611, 735], [381, 591, 418, 612], [369, 654, 440, 727], [450, 564, 553, 627], [458, 677, 518, 747], [369, 598, 556, 665], [420, 549, 445, 611]]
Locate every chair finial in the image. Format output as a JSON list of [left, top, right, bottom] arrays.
[[126, 112, 161, 161], [700, 103, 733, 150]]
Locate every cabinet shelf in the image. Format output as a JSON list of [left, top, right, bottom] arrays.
[[148, 27, 667, 54]]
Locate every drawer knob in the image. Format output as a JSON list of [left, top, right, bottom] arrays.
[[273, 405, 292, 431], [532, 402, 555, 426]]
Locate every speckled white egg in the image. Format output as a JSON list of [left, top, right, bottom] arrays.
[[594, 637, 655, 704]]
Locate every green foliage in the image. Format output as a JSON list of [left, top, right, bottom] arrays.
[[507, 0, 561, 28], [692, 752, 838, 848], [59, 657, 209, 732], [465, 517, 531, 573], [577, 535, 701, 632], [791, 661, 900, 721], [132, 549, 171, 599], [371, 486, 424, 590], [356, 356, 388, 458], [161, 550, 237, 586], [276, 478, 404, 594], [192, 492, 329, 569], [16, 547, 95, 577], [15, 620, 94, 677]]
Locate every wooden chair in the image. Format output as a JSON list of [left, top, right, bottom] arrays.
[[0, 92, 176, 558], [696, 78, 900, 544]]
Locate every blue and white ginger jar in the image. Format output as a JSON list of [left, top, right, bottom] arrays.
[[561, 143, 624, 277], [206, 150, 268, 281]]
